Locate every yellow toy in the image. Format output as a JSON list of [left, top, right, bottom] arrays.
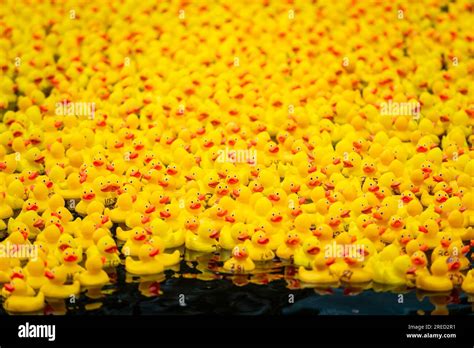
[[298, 254, 338, 284], [416, 257, 453, 292], [24, 258, 47, 290], [3, 278, 45, 313], [0, 191, 13, 219], [148, 237, 181, 267], [339, 255, 373, 283], [121, 227, 149, 257], [276, 232, 301, 260], [86, 235, 120, 268], [294, 236, 321, 268], [41, 267, 81, 299], [125, 244, 164, 275], [149, 218, 184, 249], [223, 245, 255, 273], [109, 193, 134, 223], [461, 270, 474, 294], [185, 220, 219, 253], [245, 230, 275, 261], [77, 255, 110, 287], [57, 248, 85, 276], [416, 219, 440, 249], [219, 222, 250, 250]]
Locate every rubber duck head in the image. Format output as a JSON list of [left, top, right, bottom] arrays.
[[57, 233, 75, 253], [184, 215, 199, 232], [198, 219, 220, 241], [130, 227, 148, 244], [406, 239, 428, 256], [22, 210, 45, 230], [44, 267, 67, 285], [390, 215, 405, 231], [230, 223, 251, 243], [61, 247, 80, 264], [231, 245, 249, 260], [159, 201, 180, 220], [409, 251, 428, 271], [439, 233, 454, 249], [137, 243, 160, 262], [284, 231, 301, 249], [97, 236, 119, 255], [418, 219, 439, 236], [302, 236, 321, 256], [250, 230, 270, 247], [3, 278, 29, 296]]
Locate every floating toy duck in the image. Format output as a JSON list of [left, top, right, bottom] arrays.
[[3, 278, 45, 313], [298, 254, 338, 284], [294, 236, 322, 268], [148, 237, 181, 267], [77, 255, 110, 287], [125, 243, 164, 275], [185, 219, 220, 253], [219, 222, 251, 250], [122, 227, 149, 257], [246, 230, 275, 261], [416, 218, 440, 249], [41, 267, 81, 299], [86, 235, 120, 268], [416, 257, 453, 292], [461, 270, 474, 294], [149, 218, 184, 249], [223, 245, 255, 273], [24, 258, 47, 290], [57, 248, 85, 277], [276, 232, 302, 260]]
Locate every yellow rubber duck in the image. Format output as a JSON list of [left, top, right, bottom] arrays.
[[75, 219, 95, 249], [219, 222, 251, 250], [0, 191, 13, 219], [75, 185, 99, 215], [86, 235, 121, 268], [416, 218, 440, 249], [24, 258, 47, 290], [461, 270, 474, 294], [276, 231, 302, 260], [294, 236, 322, 268], [41, 267, 81, 299], [185, 219, 220, 253], [57, 248, 85, 277], [77, 255, 110, 287], [245, 230, 275, 261], [223, 245, 255, 273], [298, 254, 338, 284], [149, 218, 184, 249], [416, 257, 453, 292], [148, 237, 181, 267], [122, 227, 149, 257], [339, 255, 373, 284], [109, 192, 134, 223], [3, 278, 45, 313], [125, 243, 164, 275]]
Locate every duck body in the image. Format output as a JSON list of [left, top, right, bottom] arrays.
[[77, 255, 110, 287], [416, 258, 453, 292], [4, 289, 45, 313]]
